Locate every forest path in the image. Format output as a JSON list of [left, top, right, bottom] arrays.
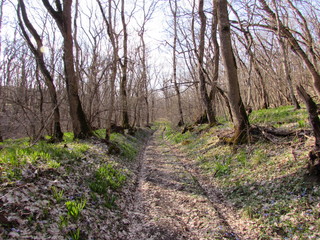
[[122, 129, 244, 240]]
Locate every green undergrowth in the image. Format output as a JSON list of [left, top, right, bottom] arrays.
[[162, 105, 320, 239], [0, 136, 89, 183], [0, 127, 151, 239], [89, 163, 126, 209], [250, 105, 308, 128], [94, 128, 149, 161], [0, 128, 150, 183]]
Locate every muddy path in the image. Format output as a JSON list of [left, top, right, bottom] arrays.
[[121, 129, 250, 240]]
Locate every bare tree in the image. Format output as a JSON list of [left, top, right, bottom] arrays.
[[97, 0, 118, 141], [209, 0, 219, 106], [198, 0, 217, 125], [217, 0, 249, 143], [258, 0, 320, 97], [0, 0, 5, 142], [41, 0, 92, 139], [17, 0, 63, 142], [297, 85, 320, 173], [286, 0, 318, 65], [169, 0, 184, 126], [229, 4, 269, 109], [120, 0, 130, 129], [136, 0, 158, 127]]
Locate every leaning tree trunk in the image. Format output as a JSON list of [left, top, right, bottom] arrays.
[[296, 85, 320, 174], [18, 0, 63, 142], [62, 4, 91, 139], [259, 0, 320, 98], [42, 0, 91, 139], [217, 0, 249, 144]]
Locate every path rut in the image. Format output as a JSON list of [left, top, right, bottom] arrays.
[[122, 130, 242, 240]]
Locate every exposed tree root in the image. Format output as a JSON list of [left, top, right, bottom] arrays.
[[194, 111, 209, 125], [218, 125, 312, 146]]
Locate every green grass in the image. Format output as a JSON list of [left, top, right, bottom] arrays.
[[65, 199, 86, 221], [89, 163, 126, 209], [0, 127, 152, 239], [94, 129, 150, 161], [67, 228, 81, 240], [110, 133, 139, 160], [0, 127, 150, 183], [51, 186, 64, 203], [89, 163, 127, 193], [163, 105, 320, 238], [163, 123, 197, 144], [0, 133, 90, 182], [249, 105, 308, 128]]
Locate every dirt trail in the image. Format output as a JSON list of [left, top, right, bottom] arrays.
[[121, 130, 244, 240]]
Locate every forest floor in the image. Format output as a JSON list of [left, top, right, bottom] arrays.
[[121, 129, 252, 240], [0, 127, 254, 240], [2, 106, 320, 239]]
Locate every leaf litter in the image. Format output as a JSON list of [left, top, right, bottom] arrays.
[[2, 125, 311, 239], [0, 133, 149, 239], [121, 130, 244, 240]]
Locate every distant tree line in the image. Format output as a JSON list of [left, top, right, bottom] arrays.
[[0, 0, 318, 144]]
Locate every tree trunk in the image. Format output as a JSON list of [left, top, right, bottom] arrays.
[[259, 0, 320, 97], [18, 0, 63, 142], [170, 0, 184, 126], [42, 0, 91, 139], [296, 85, 320, 174], [140, 30, 150, 127], [97, 0, 117, 142], [62, 2, 91, 139], [229, 4, 269, 109], [279, 38, 300, 109], [198, 0, 217, 125], [0, 0, 4, 142], [217, 0, 249, 144], [258, 65, 269, 109], [120, 0, 130, 129], [209, 0, 219, 105]]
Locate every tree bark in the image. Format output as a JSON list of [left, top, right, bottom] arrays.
[[97, 0, 118, 142], [18, 0, 63, 142], [198, 0, 217, 125], [279, 38, 300, 109], [120, 0, 130, 129], [217, 0, 249, 144], [297, 85, 320, 174], [258, 0, 320, 97], [209, 0, 219, 105], [42, 0, 92, 139], [170, 0, 184, 126], [0, 0, 4, 142], [297, 85, 320, 148]]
